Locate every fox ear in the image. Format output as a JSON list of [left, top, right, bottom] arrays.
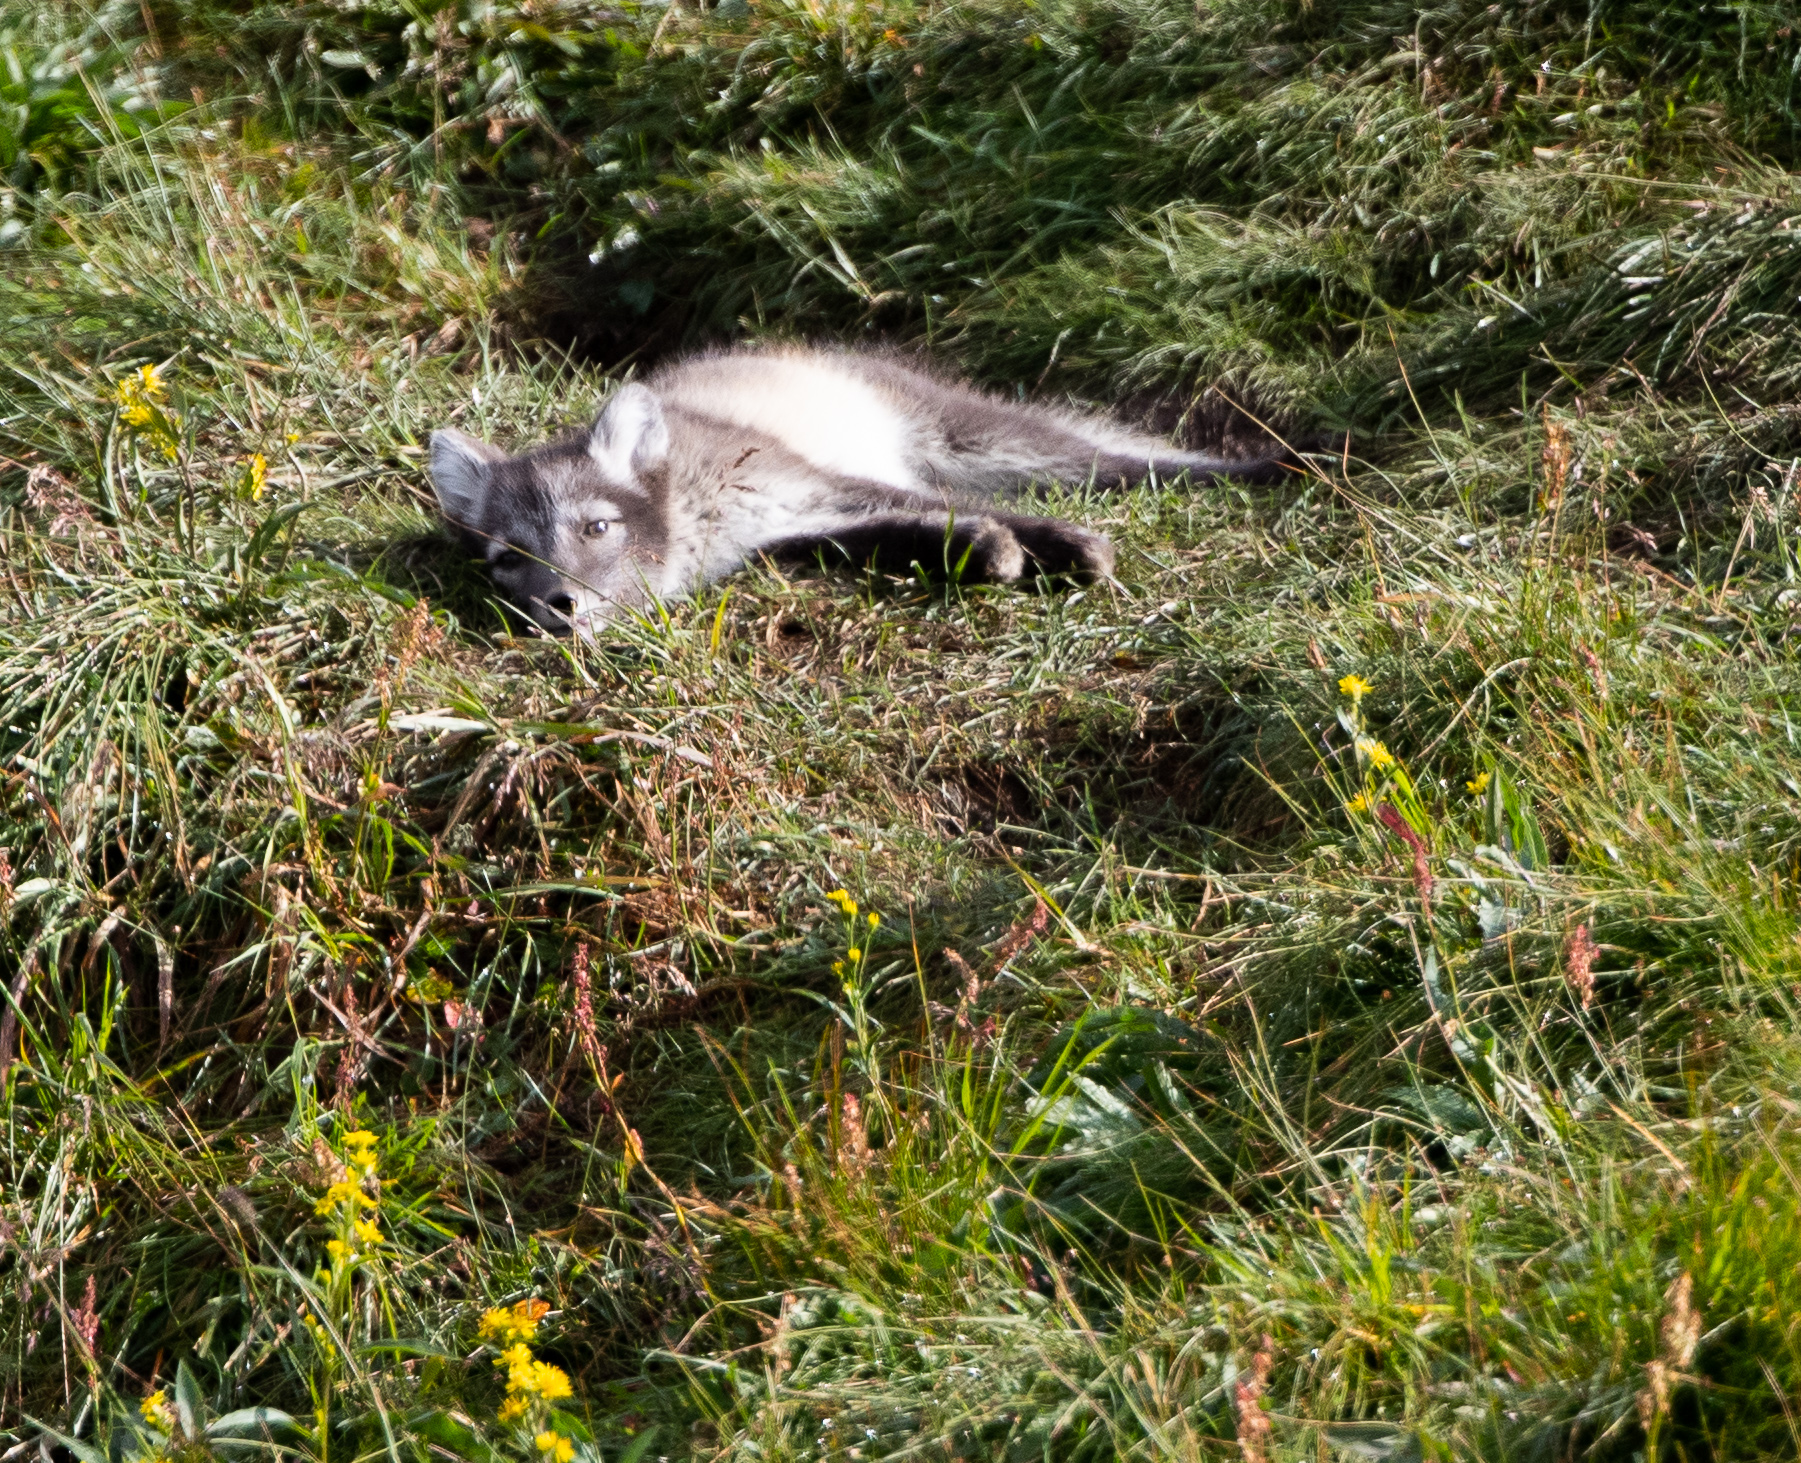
[[429, 428, 506, 529], [590, 383, 669, 479]]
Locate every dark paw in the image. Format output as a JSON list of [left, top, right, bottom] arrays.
[[954, 518, 1026, 581], [1004, 517, 1117, 579]]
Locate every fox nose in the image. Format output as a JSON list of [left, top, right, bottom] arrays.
[[544, 590, 575, 620]]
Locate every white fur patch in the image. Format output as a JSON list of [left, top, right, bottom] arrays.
[[670, 359, 917, 489]]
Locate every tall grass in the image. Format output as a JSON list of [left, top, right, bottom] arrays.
[[5, 0, 1801, 1458]]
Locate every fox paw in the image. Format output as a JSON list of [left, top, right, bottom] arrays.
[[956, 519, 1027, 582], [1007, 518, 1117, 579]]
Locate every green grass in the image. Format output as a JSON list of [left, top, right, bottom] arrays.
[[6, 0, 1801, 1458]]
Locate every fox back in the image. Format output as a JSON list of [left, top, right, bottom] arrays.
[[429, 346, 1282, 633]]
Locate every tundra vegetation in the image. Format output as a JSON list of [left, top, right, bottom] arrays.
[[2, 0, 1800, 1457]]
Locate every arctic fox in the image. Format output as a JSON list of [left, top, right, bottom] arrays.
[[428, 347, 1285, 635]]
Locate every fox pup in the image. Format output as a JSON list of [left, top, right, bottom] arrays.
[[429, 347, 1284, 635]]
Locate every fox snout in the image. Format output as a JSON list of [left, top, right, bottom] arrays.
[[531, 581, 619, 638]]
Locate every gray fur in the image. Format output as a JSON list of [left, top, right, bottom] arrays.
[[427, 345, 1285, 635]]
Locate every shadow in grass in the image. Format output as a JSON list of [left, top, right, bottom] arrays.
[[947, 691, 1306, 858], [343, 528, 1102, 645], [350, 529, 538, 638]]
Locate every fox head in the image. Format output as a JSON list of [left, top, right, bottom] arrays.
[[428, 385, 670, 635]]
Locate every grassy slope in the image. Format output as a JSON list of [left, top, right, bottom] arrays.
[[5, 0, 1801, 1459]]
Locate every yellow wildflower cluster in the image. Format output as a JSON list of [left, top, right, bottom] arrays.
[[315, 1177, 378, 1216], [139, 1389, 173, 1429], [345, 1128, 378, 1164], [317, 1129, 382, 1263], [1467, 771, 1492, 797], [499, 1344, 574, 1402], [1338, 677, 1384, 815], [1338, 676, 1407, 816], [826, 889, 881, 978], [115, 363, 164, 421], [1335, 676, 1437, 892], [480, 1298, 575, 1451], [478, 1298, 550, 1345], [243, 452, 267, 502], [113, 363, 179, 460]]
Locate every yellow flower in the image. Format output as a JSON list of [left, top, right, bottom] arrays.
[[1356, 738, 1395, 769], [1346, 793, 1369, 814], [120, 401, 154, 428], [826, 889, 859, 916], [498, 1397, 529, 1424], [140, 1390, 172, 1427], [475, 1304, 536, 1347], [846, 947, 861, 961], [353, 1217, 383, 1245], [831, 960, 844, 975], [314, 1177, 378, 1215], [325, 1238, 353, 1261], [137, 363, 166, 398], [1467, 772, 1492, 796], [245, 452, 267, 501], [479, 1299, 548, 1345], [535, 1433, 575, 1463], [285, 431, 300, 444], [527, 1361, 573, 1401], [867, 912, 879, 929], [1339, 674, 1372, 702], [340, 1130, 379, 1175], [501, 1346, 573, 1399]]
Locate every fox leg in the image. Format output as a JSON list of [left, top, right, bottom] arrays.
[[762, 512, 1024, 580], [759, 509, 1112, 582], [988, 510, 1116, 577]]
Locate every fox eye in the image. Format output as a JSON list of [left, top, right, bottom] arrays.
[[494, 550, 524, 570], [583, 519, 611, 538]]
